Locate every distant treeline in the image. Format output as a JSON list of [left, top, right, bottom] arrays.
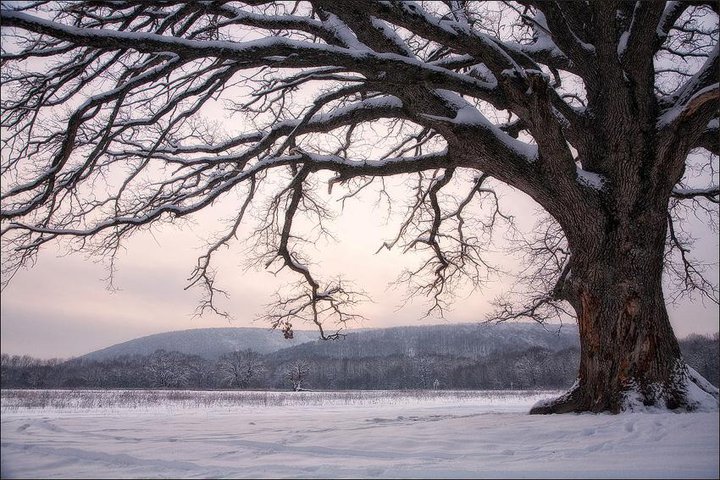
[[2, 333, 717, 390]]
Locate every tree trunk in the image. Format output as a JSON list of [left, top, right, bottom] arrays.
[[531, 198, 719, 414]]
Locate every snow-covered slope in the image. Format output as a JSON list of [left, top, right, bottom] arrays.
[[81, 327, 318, 361], [272, 322, 579, 361], [80, 322, 579, 361]]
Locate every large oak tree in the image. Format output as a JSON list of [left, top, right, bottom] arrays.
[[1, 1, 718, 413]]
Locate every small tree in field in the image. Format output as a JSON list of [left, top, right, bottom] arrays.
[[217, 349, 266, 389], [0, 2, 718, 413], [286, 360, 311, 391], [145, 349, 196, 389]]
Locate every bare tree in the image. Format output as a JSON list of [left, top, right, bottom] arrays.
[[1, 1, 718, 413], [286, 360, 311, 391], [144, 349, 197, 388], [217, 349, 266, 389]]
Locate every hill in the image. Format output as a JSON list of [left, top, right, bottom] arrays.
[[5, 326, 716, 391], [81, 322, 579, 362], [81, 327, 318, 361], [271, 322, 579, 361]]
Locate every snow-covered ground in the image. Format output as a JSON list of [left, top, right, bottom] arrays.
[[1, 389, 718, 479]]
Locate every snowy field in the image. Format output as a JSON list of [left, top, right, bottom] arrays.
[[1, 389, 718, 479]]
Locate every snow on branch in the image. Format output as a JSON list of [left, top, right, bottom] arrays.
[[503, 7, 576, 75], [657, 43, 719, 129], [671, 186, 720, 203], [617, 2, 666, 62], [519, 2, 596, 70], [0, 9, 502, 105], [369, 1, 532, 77]]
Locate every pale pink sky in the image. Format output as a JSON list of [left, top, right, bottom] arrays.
[[1, 3, 717, 360], [1, 181, 717, 359]]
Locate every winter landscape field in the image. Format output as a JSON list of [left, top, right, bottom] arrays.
[[1, 389, 718, 479]]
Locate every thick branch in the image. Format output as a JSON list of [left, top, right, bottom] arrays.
[[0, 9, 501, 105]]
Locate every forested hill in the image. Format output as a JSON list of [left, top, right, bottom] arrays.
[[82, 327, 318, 361], [3, 326, 717, 390], [81, 323, 579, 362], [271, 323, 579, 361]]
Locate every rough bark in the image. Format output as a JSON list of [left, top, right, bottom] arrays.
[[531, 182, 717, 413], [533, 225, 683, 413]]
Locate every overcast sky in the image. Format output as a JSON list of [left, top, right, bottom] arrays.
[[1, 180, 717, 359]]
